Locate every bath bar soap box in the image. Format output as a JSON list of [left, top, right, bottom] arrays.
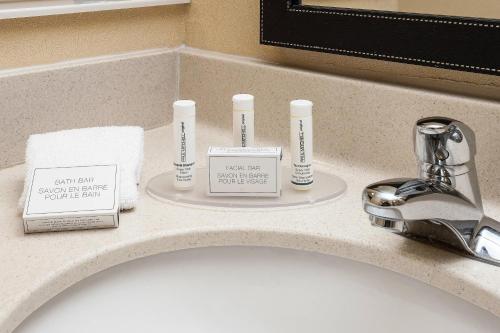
[[207, 147, 282, 197], [23, 164, 120, 233]]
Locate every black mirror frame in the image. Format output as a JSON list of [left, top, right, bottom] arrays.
[[260, 0, 500, 76]]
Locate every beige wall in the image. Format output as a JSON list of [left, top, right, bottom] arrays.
[[185, 1, 500, 100], [0, 5, 187, 69], [1, 1, 499, 100]]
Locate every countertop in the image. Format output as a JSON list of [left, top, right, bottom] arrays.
[[1, 125, 500, 333]]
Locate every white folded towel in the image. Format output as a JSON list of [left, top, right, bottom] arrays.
[[19, 126, 144, 211]]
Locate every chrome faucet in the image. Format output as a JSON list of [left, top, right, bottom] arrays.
[[362, 117, 500, 266]]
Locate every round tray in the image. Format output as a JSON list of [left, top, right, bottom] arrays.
[[146, 167, 346, 209]]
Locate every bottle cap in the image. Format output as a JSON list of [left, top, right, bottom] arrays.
[[290, 99, 313, 117], [233, 94, 254, 111], [173, 100, 196, 117]]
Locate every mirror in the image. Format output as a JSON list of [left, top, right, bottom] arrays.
[[261, 1, 500, 76], [303, 1, 500, 20]]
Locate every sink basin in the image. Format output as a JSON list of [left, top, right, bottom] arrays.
[[15, 247, 500, 332]]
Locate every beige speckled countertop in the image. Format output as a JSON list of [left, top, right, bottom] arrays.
[[1, 124, 500, 333]]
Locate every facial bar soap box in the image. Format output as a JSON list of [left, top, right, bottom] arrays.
[[207, 147, 282, 197], [23, 164, 120, 233]]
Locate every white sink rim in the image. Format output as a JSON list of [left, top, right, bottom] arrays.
[[14, 245, 500, 333], [4, 228, 500, 333]]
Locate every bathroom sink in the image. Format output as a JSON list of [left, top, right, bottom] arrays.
[[15, 247, 500, 333]]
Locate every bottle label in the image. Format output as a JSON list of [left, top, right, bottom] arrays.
[[174, 161, 195, 184], [291, 118, 313, 186], [233, 110, 254, 147], [241, 114, 248, 147], [174, 119, 195, 187]]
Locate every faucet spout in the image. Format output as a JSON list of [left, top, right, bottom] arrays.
[[363, 178, 483, 223], [362, 117, 500, 266], [363, 178, 481, 254]]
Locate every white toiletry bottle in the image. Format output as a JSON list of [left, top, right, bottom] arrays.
[[232, 94, 255, 147], [290, 100, 313, 190], [173, 100, 196, 190]]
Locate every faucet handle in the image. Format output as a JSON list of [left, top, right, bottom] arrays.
[[414, 117, 476, 166]]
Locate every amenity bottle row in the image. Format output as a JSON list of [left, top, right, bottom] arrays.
[[172, 95, 314, 192]]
